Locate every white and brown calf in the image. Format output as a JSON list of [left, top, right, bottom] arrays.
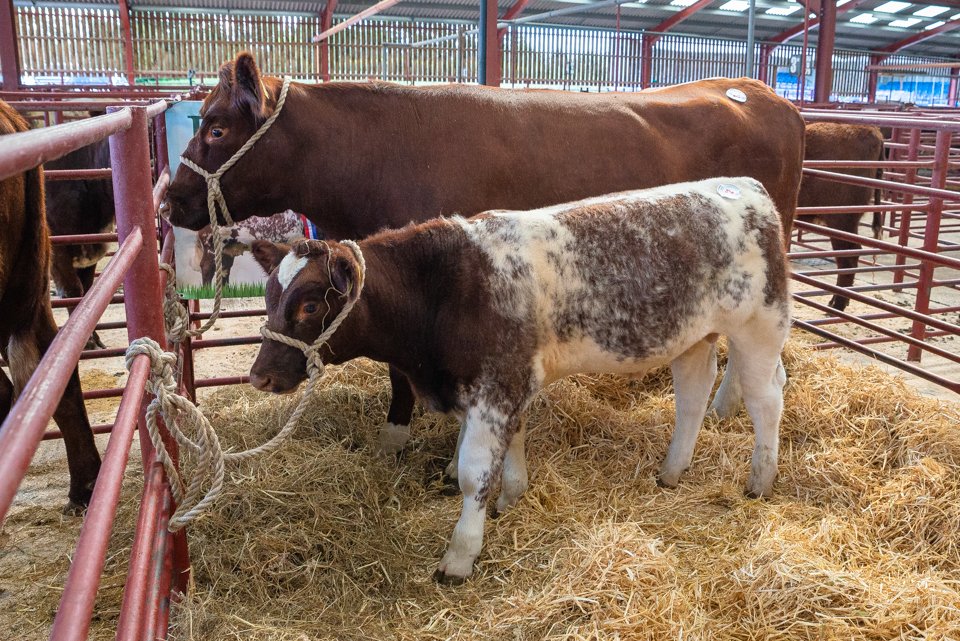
[[248, 176, 791, 583]]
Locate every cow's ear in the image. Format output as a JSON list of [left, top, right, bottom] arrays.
[[231, 52, 265, 120], [252, 240, 289, 276], [330, 254, 358, 298], [217, 59, 234, 88]]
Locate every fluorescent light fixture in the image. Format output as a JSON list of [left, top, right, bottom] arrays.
[[765, 5, 801, 14], [718, 0, 750, 10], [888, 17, 921, 26], [873, 1, 911, 13], [849, 12, 879, 23], [837, 0, 853, 6], [670, 0, 698, 6], [924, 19, 946, 28], [952, 12, 960, 19], [913, 5, 949, 17]]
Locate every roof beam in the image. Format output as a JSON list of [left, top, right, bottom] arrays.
[[650, 0, 716, 37], [498, 0, 531, 39], [312, 0, 402, 42], [767, 0, 868, 44], [876, 18, 960, 55]]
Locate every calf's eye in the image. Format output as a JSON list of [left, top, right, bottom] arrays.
[[210, 128, 224, 139], [302, 302, 320, 315]]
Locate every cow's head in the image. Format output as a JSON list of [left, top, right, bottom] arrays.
[[248, 239, 363, 394], [162, 52, 287, 231]]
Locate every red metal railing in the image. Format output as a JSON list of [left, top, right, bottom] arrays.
[[0, 98, 185, 639], [792, 109, 960, 394]]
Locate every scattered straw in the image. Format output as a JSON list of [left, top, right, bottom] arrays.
[[2, 334, 959, 640]]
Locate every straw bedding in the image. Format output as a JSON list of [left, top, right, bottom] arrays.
[[2, 334, 959, 640]]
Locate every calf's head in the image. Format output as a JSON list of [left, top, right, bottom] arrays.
[[249, 239, 362, 394], [162, 51, 287, 231]]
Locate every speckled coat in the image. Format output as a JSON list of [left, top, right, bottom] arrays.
[[250, 176, 791, 583]]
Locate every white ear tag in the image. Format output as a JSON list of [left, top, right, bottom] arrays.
[[717, 183, 742, 200], [726, 88, 747, 103]]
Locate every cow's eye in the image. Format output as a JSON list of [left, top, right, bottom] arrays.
[[302, 302, 320, 315], [210, 127, 224, 139]]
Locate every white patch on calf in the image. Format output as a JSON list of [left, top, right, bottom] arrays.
[[277, 252, 308, 290]]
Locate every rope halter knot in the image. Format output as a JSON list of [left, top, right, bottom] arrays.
[[260, 240, 367, 381]]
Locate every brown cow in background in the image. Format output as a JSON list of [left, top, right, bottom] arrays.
[[798, 122, 885, 312], [0, 100, 101, 513]]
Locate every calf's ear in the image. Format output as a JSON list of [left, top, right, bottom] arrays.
[[251, 240, 289, 276], [231, 51, 266, 120], [331, 255, 358, 298]]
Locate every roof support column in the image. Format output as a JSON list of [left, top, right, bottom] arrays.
[[867, 53, 882, 102], [478, 0, 501, 86], [813, 0, 835, 103], [319, 0, 337, 82], [118, 0, 136, 86], [0, 0, 21, 91], [640, 34, 653, 89]]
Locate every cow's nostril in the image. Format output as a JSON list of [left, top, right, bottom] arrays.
[[249, 372, 271, 391]]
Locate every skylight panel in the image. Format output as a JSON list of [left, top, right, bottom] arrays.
[[718, 0, 750, 11], [670, 0, 699, 6], [888, 17, 921, 26], [952, 12, 960, 19], [924, 19, 946, 28], [837, 0, 853, 6], [913, 5, 949, 17], [873, 1, 911, 13], [849, 12, 879, 23], [766, 5, 802, 14]]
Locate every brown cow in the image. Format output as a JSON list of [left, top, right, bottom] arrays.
[[0, 100, 101, 513], [798, 122, 885, 312], [162, 51, 805, 452]]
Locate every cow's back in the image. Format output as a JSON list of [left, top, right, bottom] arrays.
[[0, 100, 49, 335], [799, 122, 883, 210], [312, 77, 804, 239]]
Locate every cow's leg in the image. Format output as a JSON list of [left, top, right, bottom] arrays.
[[495, 418, 527, 515], [444, 421, 467, 481], [658, 339, 716, 488], [376, 366, 415, 456], [77, 264, 106, 349], [14, 308, 101, 513], [827, 219, 861, 312], [729, 328, 787, 499], [709, 344, 742, 419], [435, 403, 516, 584]]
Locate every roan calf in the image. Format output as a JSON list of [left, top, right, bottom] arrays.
[[248, 177, 791, 583]]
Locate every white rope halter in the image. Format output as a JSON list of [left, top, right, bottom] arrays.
[[168, 76, 292, 342], [259, 240, 367, 380], [124, 240, 365, 532]]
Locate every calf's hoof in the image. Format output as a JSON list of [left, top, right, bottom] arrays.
[[656, 476, 678, 490], [432, 568, 468, 586], [744, 478, 776, 500], [433, 555, 474, 585], [440, 476, 460, 497]]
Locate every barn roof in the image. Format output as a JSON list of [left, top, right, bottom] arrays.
[[17, 0, 960, 60]]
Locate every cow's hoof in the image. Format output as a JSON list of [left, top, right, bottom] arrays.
[[827, 296, 849, 313], [62, 500, 88, 517], [432, 568, 469, 586], [84, 333, 107, 351], [744, 485, 774, 500], [375, 422, 410, 457]]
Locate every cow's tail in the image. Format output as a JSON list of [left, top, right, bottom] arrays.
[[871, 144, 885, 240]]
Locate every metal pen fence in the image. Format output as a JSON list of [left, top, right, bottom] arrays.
[[5, 7, 958, 104]]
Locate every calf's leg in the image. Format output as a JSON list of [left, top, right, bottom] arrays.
[[376, 366, 415, 456], [495, 418, 528, 515], [658, 339, 717, 488], [0, 367, 13, 418], [728, 327, 787, 498], [435, 403, 517, 584], [77, 264, 106, 349], [827, 225, 861, 312], [709, 344, 742, 419]]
